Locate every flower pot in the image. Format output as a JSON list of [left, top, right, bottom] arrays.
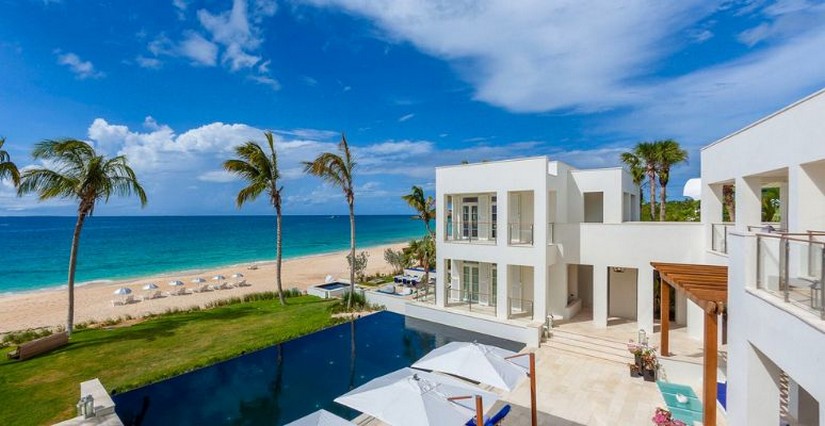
[[635, 354, 642, 369], [629, 368, 641, 378], [643, 368, 656, 382]]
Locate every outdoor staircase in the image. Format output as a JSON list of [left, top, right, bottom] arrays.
[[543, 328, 633, 365]]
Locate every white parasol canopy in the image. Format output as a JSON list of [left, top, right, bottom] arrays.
[[190, 278, 205, 284], [334, 367, 497, 426], [284, 409, 352, 426], [212, 274, 226, 280], [412, 342, 528, 392], [113, 287, 132, 295], [231, 272, 244, 278], [143, 283, 159, 291], [171, 280, 186, 287]]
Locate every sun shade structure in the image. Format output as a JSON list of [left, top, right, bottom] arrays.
[[113, 287, 131, 295], [334, 367, 498, 426], [284, 409, 352, 426], [412, 342, 527, 391], [142, 283, 159, 290], [651, 262, 728, 426]]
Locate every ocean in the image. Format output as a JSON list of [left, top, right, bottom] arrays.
[[0, 215, 425, 294]]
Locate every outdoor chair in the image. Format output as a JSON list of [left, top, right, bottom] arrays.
[[465, 404, 511, 426]]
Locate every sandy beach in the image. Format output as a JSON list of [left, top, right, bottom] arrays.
[[0, 243, 404, 333]]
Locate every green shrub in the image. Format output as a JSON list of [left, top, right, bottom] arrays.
[[328, 291, 384, 314], [1, 328, 54, 347]]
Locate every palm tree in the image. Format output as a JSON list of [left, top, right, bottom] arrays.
[[0, 137, 20, 186], [402, 185, 435, 238], [18, 139, 146, 335], [405, 236, 435, 287], [622, 142, 659, 220], [653, 139, 688, 221], [303, 134, 357, 308], [723, 184, 735, 222], [620, 151, 646, 217], [224, 131, 286, 304]]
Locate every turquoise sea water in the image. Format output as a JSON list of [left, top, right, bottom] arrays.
[[0, 215, 425, 294]]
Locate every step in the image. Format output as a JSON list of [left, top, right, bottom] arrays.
[[544, 339, 630, 365], [548, 333, 630, 358], [544, 332, 633, 365]]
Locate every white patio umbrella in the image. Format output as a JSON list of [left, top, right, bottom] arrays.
[[412, 342, 527, 391], [171, 280, 186, 287], [334, 367, 497, 426], [284, 409, 352, 426], [213, 274, 226, 281], [231, 272, 244, 279], [412, 342, 537, 426], [142, 283, 159, 291], [113, 287, 132, 295], [190, 278, 205, 284]]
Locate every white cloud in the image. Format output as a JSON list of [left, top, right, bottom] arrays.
[[135, 55, 162, 69], [398, 113, 415, 122], [173, 0, 189, 19], [198, 170, 236, 183], [179, 32, 219, 66], [196, 0, 277, 71], [55, 51, 105, 79], [302, 0, 722, 113], [248, 75, 281, 90]]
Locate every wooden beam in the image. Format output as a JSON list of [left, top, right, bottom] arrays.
[[703, 311, 718, 426], [661, 275, 670, 357]]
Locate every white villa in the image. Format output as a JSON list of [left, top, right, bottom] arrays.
[[366, 88, 825, 425]]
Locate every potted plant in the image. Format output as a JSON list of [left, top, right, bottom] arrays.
[[627, 340, 644, 369], [651, 407, 686, 426], [641, 347, 659, 382], [628, 363, 641, 378]]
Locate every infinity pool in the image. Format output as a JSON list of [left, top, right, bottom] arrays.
[[113, 311, 523, 425]]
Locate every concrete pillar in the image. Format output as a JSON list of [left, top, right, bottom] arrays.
[[740, 345, 782, 426], [703, 183, 725, 249], [779, 182, 789, 231], [533, 265, 548, 322], [735, 176, 762, 232], [593, 265, 608, 328], [637, 266, 654, 336], [436, 258, 447, 308], [790, 163, 825, 232], [675, 290, 687, 326], [497, 190, 509, 249], [496, 263, 508, 319], [547, 263, 567, 318]]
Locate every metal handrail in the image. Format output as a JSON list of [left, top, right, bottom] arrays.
[[445, 220, 498, 242], [446, 288, 497, 311], [508, 297, 534, 319], [755, 233, 825, 319], [507, 222, 534, 245]]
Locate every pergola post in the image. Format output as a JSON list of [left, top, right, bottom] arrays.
[[703, 307, 718, 426], [660, 273, 670, 357]]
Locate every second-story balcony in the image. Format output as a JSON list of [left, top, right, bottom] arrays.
[[445, 220, 497, 244], [755, 230, 825, 319]]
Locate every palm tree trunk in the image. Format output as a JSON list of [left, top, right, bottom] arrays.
[[648, 171, 657, 221], [638, 184, 644, 219], [424, 219, 434, 239], [348, 201, 356, 310], [275, 204, 285, 305], [659, 183, 667, 221], [66, 211, 87, 337]]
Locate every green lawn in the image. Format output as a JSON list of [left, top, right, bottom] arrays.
[[0, 295, 338, 426]]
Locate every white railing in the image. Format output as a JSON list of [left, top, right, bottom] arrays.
[[756, 231, 825, 319], [507, 222, 534, 246], [444, 220, 497, 244]]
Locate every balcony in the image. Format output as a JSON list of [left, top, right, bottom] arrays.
[[507, 222, 534, 246], [444, 220, 497, 244], [445, 287, 497, 317], [712, 222, 784, 254], [756, 231, 825, 319]]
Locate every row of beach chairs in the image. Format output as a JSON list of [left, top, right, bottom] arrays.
[[112, 280, 251, 306]]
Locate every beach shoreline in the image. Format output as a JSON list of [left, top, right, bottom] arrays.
[[0, 242, 406, 334]]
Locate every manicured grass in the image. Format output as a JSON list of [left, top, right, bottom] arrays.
[[0, 296, 338, 426]]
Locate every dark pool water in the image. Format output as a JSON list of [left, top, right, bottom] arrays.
[[112, 311, 523, 425]]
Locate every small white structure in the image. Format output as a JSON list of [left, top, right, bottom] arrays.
[[307, 281, 350, 299]]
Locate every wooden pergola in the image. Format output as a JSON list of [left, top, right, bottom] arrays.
[[651, 262, 728, 426]]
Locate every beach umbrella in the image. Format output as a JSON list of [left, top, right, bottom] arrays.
[[143, 283, 159, 291], [213, 274, 226, 281], [334, 367, 497, 426], [412, 342, 537, 426], [171, 280, 186, 287], [190, 278, 205, 284], [284, 409, 352, 426], [113, 287, 132, 295], [231, 273, 244, 278]]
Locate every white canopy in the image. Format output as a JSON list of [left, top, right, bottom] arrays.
[[412, 342, 528, 392], [284, 409, 352, 426], [231, 272, 244, 278], [143, 283, 159, 290], [213, 275, 226, 280], [190, 278, 205, 284], [171, 280, 186, 286], [113, 287, 132, 295], [334, 367, 497, 426]]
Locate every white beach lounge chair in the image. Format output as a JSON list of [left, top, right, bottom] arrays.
[[142, 290, 162, 300], [235, 279, 250, 287]]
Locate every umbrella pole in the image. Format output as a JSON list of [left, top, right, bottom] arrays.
[[506, 351, 538, 426], [475, 395, 484, 426]]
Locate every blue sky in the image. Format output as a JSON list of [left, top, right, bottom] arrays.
[[1, 0, 825, 215]]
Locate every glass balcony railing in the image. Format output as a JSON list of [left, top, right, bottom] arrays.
[[711, 222, 734, 253], [507, 222, 534, 246], [756, 231, 825, 319], [444, 221, 497, 244]]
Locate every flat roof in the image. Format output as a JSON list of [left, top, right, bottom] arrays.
[[701, 86, 825, 151]]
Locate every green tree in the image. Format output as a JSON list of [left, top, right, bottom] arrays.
[[762, 187, 780, 222], [0, 137, 20, 186], [405, 236, 435, 286], [402, 185, 435, 238], [18, 139, 146, 335], [620, 151, 646, 216], [653, 139, 688, 221], [384, 247, 411, 275], [346, 251, 370, 283], [223, 131, 287, 304], [622, 142, 658, 220], [303, 134, 358, 308]]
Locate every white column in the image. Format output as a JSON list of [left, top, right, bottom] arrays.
[[675, 290, 687, 325], [637, 266, 654, 336], [593, 265, 608, 328], [436, 258, 447, 308], [735, 176, 762, 232], [497, 190, 509, 248], [533, 265, 548, 322], [779, 182, 789, 231], [703, 183, 725, 249], [496, 263, 508, 319]]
